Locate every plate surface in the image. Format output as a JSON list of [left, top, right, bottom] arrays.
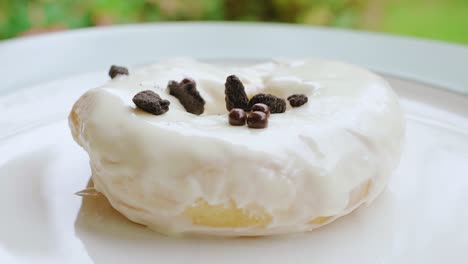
[[1, 23, 468, 264]]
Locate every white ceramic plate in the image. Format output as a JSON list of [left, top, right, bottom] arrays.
[[1, 23, 468, 264]]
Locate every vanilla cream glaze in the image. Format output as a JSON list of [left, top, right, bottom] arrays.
[[69, 58, 404, 236]]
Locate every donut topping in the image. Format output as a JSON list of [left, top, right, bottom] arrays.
[[225, 75, 249, 111], [288, 94, 308, 107], [168, 78, 205, 115], [133, 90, 170, 115], [247, 111, 268, 129], [228, 109, 247, 126], [251, 103, 270, 117], [248, 93, 286, 113], [109, 65, 129, 78]]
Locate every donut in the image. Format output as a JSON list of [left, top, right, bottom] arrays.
[[69, 58, 404, 236]]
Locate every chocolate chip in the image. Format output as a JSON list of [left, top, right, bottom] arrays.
[[133, 90, 170, 115], [228, 109, 247, 126], [225, 75, 249, 111], [248, 93, 286, 113], [168, 79, 205, 115], [287, 94, 308, 107], [247, 111, 268, 129], [251, 103, 270, 117], [109, 65, 129, 79]]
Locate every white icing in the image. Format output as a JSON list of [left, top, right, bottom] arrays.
[[69, 58, 404, 236]]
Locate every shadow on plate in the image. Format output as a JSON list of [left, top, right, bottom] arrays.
[[0, 149, 58, 257], [74, 178, 396, 264]]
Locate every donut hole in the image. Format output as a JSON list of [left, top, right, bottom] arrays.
[[261, 75, 317, 102], [197, 79, 230, 115]]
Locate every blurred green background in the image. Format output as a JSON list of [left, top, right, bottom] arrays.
[[1, 0, 467, 44]]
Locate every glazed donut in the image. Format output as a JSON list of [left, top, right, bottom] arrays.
[[69, 58, 404, 236]]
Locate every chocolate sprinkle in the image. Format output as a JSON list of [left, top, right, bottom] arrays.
[[133, 90, 170, 115], [168, 78, 205, 115], [247, 111, 268, 129], [225, 75, 249, 111], [287, 94, 308, 107], [248, 93, 286, 113], [109, 65, 129, 79], [251, 103, 270, 117], [228, 109, 247, 126]]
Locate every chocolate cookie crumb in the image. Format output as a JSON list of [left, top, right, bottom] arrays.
[[228, 109, 247, 126], [225, 75, 249, 111], [109, 65, 129, 79], [248, 94, 286, 113], [247, 111, 268, 129], [287, 94, 308, 107], [168, 79, 205, 115], [251, 103, 270, 117], [133, 90, 170, 115], [181, 78, 193, 84]]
